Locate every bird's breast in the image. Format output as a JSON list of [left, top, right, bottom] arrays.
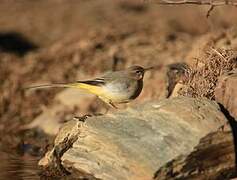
[[102, 80, 143, 103]]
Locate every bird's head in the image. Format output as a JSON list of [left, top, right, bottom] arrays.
[[127, 65, 153, 80]]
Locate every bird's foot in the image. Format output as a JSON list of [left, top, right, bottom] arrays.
[[73, 114, 92, 122], [73, 112, 107, 122], [109, 101, 118, 109]]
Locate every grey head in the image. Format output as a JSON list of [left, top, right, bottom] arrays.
[[126, 65, 153, 80]]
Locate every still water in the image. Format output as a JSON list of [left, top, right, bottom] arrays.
[[0, 150, 40, 180]]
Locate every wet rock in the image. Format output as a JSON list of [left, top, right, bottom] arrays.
[[215, 69, 237, 120], [39, 97, 227, 180]]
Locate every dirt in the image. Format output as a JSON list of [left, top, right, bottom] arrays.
[[0, 0, 237, 178]]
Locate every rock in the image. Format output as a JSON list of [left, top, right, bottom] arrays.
[[38, 119, 81, 166], [215, 69, 237, 120], [39, 97, 227, 179], [154, 131, 235, 180]]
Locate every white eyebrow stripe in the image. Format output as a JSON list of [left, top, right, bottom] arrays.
[[94, 78, 105, 82]]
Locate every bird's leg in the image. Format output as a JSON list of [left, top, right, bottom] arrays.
[[109, 101, 118, 109], [98, 96, 118, 111]]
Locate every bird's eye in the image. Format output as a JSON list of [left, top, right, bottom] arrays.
[[135, 70, 141, 74]]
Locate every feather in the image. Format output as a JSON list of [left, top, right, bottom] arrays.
[[24, 83, 68, 90], [77, 78, 106, 86]]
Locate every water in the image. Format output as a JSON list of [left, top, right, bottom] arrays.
[[0, 150, 40, 180]]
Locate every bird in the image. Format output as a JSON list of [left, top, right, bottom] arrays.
[[25, 65, 154, 108]]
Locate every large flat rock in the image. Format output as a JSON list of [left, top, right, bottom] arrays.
[[40, 97, 227, 180]]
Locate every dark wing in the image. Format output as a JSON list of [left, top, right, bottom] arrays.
[[77, 78, 106, 86], [76, 70, 121, 86]]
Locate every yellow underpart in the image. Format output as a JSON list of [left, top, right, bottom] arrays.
[[67, 83, 105, 97], [67, 82, 114, 106], [65, 82, 126, 108]]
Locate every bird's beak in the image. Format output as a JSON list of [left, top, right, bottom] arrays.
[[144, 65, 162, 71], [144, 66, 154, 71]]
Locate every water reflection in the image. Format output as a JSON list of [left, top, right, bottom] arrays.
[[0, 150, 40, 180]]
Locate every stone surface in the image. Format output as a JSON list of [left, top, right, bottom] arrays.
[[38, 119, 81, 166], [215, 69, 237, 120], [39, 97, 228, 180], [154, 131, 235, 180]]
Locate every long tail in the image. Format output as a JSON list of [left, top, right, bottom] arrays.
[[24, 83, 75, 90], [24, 81, 103, 95]]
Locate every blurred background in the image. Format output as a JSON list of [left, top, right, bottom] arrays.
[[0, 0, 237, 179]]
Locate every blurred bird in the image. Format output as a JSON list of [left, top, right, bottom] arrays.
[[25, 65, 155, 108]]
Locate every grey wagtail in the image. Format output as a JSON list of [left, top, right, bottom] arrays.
[[25, 65, 154, 108]]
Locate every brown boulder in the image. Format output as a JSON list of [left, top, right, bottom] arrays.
[[215, 69, 237, 120]]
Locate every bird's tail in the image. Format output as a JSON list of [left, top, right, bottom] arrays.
[[24, 83, 78, 90], [24, 82, 102, 95]]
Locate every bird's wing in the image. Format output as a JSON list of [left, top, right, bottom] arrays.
[[77, 78, 106, 86], [77, 71, 120, 86]]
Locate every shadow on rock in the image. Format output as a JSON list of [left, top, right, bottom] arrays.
[[219, 103, 237, 174]]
